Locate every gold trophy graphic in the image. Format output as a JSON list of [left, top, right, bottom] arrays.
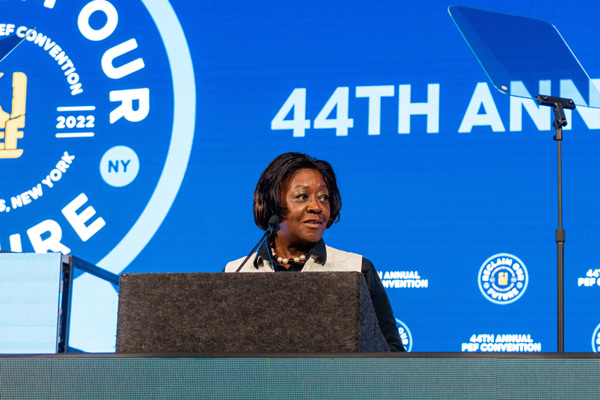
[[0, 27, 32, 159], [498, 271, 509, 286], [0, 72, 26, 159]]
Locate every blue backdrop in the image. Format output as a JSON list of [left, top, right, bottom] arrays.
[[0, 0, 599, 353]]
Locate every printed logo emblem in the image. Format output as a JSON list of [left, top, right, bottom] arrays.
[[396, 319, 413, 352], [593, 323, 600, 353], [0, 0, 195, 352], [0, 0, 194, 269], [478, 253, 528, 305], [0, 72, 26, 158]]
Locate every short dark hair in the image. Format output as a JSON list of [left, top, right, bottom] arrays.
[[253, 152, 342, 230]]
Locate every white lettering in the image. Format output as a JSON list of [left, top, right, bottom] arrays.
[[9, 234, 22, 252], [109, 88, 150, 123], [459, 82, 505, 133], [21, 192, 31, 205], [27, 220, 71, 254], [561, 79, 600, 130], [356, 85, 394, 135], [398, 84, 440, 134], [78, 0, 119, 41], [42, 176, 54, 188], [101, 39, 145, 79], [61, 193, 106, 242], [510, 81, 551, 131]]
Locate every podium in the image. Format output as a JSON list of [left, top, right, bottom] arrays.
[[116, 272, 389, 353]]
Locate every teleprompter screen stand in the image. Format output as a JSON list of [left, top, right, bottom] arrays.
[[449, 6, 600, 352]]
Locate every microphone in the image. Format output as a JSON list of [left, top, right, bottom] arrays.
[[264, 216, 279, 271], [267, 215, 280, 234], [235, 215, 279, 272]]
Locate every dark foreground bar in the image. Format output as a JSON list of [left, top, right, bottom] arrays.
[[1, 353, 599, 399]]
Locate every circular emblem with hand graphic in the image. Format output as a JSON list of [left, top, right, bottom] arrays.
[[478, 253, 528, 305], [0, 0, 195, 351]]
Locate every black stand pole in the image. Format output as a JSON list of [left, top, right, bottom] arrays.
[[235, 216, 280, 272], [535, 95, 575, 353]]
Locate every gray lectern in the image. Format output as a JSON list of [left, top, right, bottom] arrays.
[[116, 272, 389, 353]]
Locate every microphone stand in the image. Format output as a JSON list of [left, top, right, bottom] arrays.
[[535, 94, 575, 353], [235, 217, 279, 272]]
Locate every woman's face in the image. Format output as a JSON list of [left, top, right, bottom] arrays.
[[277, 168, 331, 248]]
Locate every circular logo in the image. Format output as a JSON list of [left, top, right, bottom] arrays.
[[592, 323, 600, 353], [396, 318, 413, 352], [478, 253, 529, 305], [99, 146, 140, 187], [0, 1, 195, 351], [0, 0, 194, 271]]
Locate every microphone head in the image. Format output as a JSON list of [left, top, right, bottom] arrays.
[[267, 215, 280, 233], [269, 215, 279, 229]]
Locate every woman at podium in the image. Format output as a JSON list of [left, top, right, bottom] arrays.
[[225, 152, 405, 352]]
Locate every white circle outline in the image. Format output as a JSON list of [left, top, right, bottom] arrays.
[[477, 253, 529, 305], [592, 323, 600, 353], [97, 1, 195, 274]]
